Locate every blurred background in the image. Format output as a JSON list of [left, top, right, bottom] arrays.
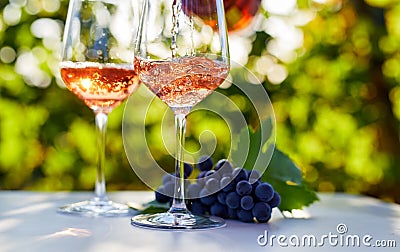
[[0, 0, 399, 203]]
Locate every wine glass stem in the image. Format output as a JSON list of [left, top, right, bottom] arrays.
[[95, 112, 109, 202], [170, 113, 188, 212]]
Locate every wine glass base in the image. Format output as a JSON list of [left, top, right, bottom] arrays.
[[131, 212, 226, 230], [58, 198, 133, 217]]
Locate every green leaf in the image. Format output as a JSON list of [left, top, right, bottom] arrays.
[[265, 149, 303, 185], [262, 149, 319, 212], [232, 117, 274, 172], [128, 200, 170, 214], [266, 178, 319, 212]]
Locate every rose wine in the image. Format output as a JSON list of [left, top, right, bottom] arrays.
[[136, 56, 229, 109], [182, 0, 260, 32], [60, 62, 139, 112]]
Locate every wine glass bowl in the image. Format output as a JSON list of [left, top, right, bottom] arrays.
[[58, 0, 139, 217], [60, 62, 139, 114], [135, 56, 229, 113], [131, 0, 230, 229]]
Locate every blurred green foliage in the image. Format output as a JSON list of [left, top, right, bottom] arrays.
[[0, 0, 399, 203], [263, 0, 400, 202]]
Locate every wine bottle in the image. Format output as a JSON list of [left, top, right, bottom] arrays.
[[182, 0, 261, 32], [224, 0, 260, 32]]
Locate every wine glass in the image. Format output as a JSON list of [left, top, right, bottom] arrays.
[[131, 0, 230, 229], [58, 0, 140, 217]]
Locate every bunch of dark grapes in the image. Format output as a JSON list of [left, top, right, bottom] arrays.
[[154, 156, 281, 223]]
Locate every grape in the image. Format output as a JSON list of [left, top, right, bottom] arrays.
[[210, 202, 227, 218], [205, 177, 220, 192], [184, 163, 193, 178], [215, 159, 233, 176], [217, 191, 227, 205], [155, 186, 170, 203], [268, 191, 281, 208], [162, 173, 173, 185], [187, 183, 202, 199], [254, 182, 274, 202], [237, 209, 254, 223], [240, 195, 254, 210], [196, 170, 208, 187], [227, 207, 238, 219], [225, 191, 240, 209], [176, 163, 193, 178], [190, 200, 206, 215], [205, 170, 215, 177], [251, 180, 261, 192], [197, 170, 207, 179], [198, 155, 213, 171], [236, 180, 252, 196], [252, 202, 272, 223], [205, 170, 222, 180], [248, 169, 261, 183], [232, 167, 248, 183], [163, 181, 174, 197], [199, 188, 216, 206], [220, 176, 235, 193]]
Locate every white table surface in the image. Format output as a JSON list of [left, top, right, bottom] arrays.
[[0, 191, 399, 252]]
